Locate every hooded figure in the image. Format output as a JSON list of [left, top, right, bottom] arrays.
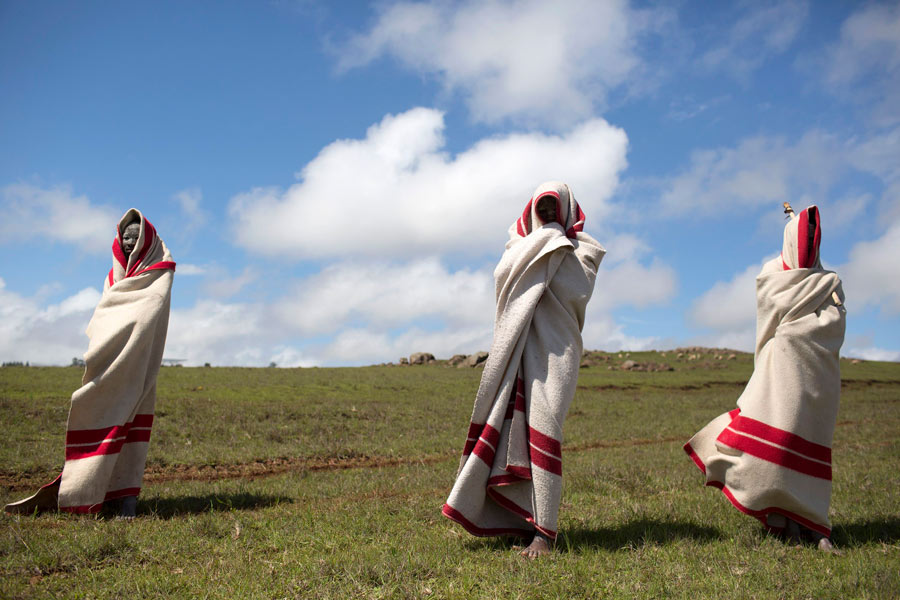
[[684, 205, 845, 549], [442, 182, 605, 557], [5, 209, 175, 517]]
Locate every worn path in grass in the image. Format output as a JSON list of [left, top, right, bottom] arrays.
[[0, 435, 694, 491]]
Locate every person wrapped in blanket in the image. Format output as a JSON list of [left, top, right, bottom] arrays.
[[4, 209, 175, 519], [442, 181, 605, 558], [684, 205, 845, 551]]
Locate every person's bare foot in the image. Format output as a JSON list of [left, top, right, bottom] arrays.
[[817, 537, 837, 553], [520, 533, 552, 559], [116, 496, 137, 520]]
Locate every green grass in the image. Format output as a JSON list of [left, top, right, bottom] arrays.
[[1, 352, 899, 599]]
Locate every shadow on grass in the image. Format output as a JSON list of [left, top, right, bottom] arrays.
[[559, 519, 721, 552], [138, 492, 293, 519], [466, 518, 721, 553], [832, 517, 900, 547]]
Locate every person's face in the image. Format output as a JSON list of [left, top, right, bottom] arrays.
[[535, 195, 558, 225], [122, 223, 141, 256]]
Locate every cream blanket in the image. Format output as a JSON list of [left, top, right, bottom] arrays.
[[684, 206, 845, 537], [442, 182, 605, 540], [5, 209, 175, 514]]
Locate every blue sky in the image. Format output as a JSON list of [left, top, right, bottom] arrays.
[[1, 0, 898, 366]]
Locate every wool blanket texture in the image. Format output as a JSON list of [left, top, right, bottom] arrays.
[[5, 209, 175, 514], [684, 206, 845, 537], [442, 182, 605, 540]]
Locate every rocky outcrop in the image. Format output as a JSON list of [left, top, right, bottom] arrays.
[[447, 354, 467, 366], [409, 352, 436, 365], [461, 351, 489, 368]]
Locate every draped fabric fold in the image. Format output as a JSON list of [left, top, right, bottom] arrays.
[[5, 209, 175, 515], [442, 182, 605, 539], [684, 205, 845, 537]]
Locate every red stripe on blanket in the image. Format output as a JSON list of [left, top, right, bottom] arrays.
[[472, 438, 496, 466], [505, 464, 532, 479], [66, 414, 154, 444], [796, 206, 820, 269], [529, 445, 562, 476], [462, 438, 476, 456], [488, 487, 533, 520], [566, 202, 586, 238], [133, 260, 176, 277], [441, 503, 533, 539], [125, 429, 152, 444], [132, 414, 154, 428], [481, 423, 501, 449], [729, 415, 831, 463], [517, 199, 533, 237], [464, 422, 500, 459], [714, 482, 831, 538], [65, 431, 152, 460], [716, 429, 831, 480], [515, 380, 526, 412], [112, 237, 127, 270], [488, 474, 527, 486], [66, 424, 127, 445], [684, 436, 831, 537], [108, 268, 114, 287], [528, 426, 561, 457], [65, 415, 154, 460], [487, 488, 558, 540], [683, 441, 707, 475]]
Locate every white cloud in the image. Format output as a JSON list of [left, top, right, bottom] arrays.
[[699, 1, 808, 83], [274, 258, 494, 336], [314, 325, 494, 365], [581, 312, 662, 353], [660, 131, 844, 215], [229, 107, 628, 259], [590, 233, 678, 312], [0, 183, 120, 254], [202, 266, 259, 299], [0, 243, 679, 366], [839, 220, 900, 315], [156, 258, 496, 367], [685, 258, 775, 352], [847, 126, 900, 223], [689, 260, 765, 333], [0, 278, 101, 365], [824, 3, 900, 126], [175, 263, 206, 276], [845, 346, 900, 362], [172, 187, 208, 232], [338, 0, 663, 126], [164, 299, 278, 366]]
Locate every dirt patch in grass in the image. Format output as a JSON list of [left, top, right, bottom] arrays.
[[0, 435, 701, 491]]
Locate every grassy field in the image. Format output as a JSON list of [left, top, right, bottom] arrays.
[[1, 351, 899, 599]]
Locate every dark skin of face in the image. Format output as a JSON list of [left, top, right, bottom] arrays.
[[121, 222, 141, 256], [535, 195, 558, 226]]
